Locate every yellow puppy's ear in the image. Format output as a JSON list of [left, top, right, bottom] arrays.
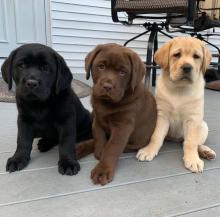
[[154, 40, 172, 71], [85, 45, 104, 80], [201, 43, 212, 74]]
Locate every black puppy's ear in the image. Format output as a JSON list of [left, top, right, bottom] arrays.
[[128, 50, 145, 91], [55, 52, 73, 95], [1, 49, 17, 90], [85, 45, 104, 80]]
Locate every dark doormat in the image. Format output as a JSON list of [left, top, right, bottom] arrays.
[[0, 79, 91, 103], [205, 80, 220, 91], [205, 68, 220, 91]]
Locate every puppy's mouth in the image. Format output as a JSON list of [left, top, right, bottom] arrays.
[[97, 93, 123, 103], [94, 89, 123, 103], [17, 87, 49, 101], [178, 76, 192, 82], [25, 92, 40, 99], [170, 74, 192, 83]]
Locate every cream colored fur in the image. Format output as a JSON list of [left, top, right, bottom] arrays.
[[137, 37, 216, 173]]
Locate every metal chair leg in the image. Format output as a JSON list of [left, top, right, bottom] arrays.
[[152, 32, 158, 87], [144, 27, 158, 88], [124, 30, 150, 46], [159, 29, 173, 39]]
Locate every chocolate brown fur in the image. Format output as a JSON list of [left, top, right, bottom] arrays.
[[77, 44, 157, 185]]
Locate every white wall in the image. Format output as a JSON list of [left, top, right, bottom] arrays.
[[34, 0, 220, 73], [50, 0, 166, 73]]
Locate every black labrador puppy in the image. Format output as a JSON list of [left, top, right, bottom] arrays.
[[1, 43, 92, 175]]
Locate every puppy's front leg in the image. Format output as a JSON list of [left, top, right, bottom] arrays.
[[6, 116, 33, 172], [91, 123, 134, 185], [93, 118, 107, 160], [57, 115, 80, 176], [183, 121, 204, 173], [136, 115, 169, 161]]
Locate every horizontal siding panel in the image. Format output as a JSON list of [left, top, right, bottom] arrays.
[[58, 47, 149, 60], [53, 44, 95, 53], [59, 51, 145, 61], [69, 67, 85, 74], [52, 11, 113, 24], [52, 41, 149, 50], [67, 60, 84, 68], [54, 44, 149, 55], [51, 0, 109, 8], [52, 27, 146, 40], [52, 2, 111, 16], [52, 20, 144, 34], [58, 52, 85, 61], [70, 68, 86, 74], [52, 36, 149, 47]]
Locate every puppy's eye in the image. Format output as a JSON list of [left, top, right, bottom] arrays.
[[193, 54, 200, 59], [173, 53, 181, 58], [119, 70, 127, 76], [41, 64, 49, 72], [97, 64, 105, 70], [17, 63, 25, 69]]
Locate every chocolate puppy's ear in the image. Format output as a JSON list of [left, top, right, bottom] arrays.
[[128, 50, 145, 91], [85, 45, 104, 80], [54, 52, 73, 95], [1, 49, 17, 90]]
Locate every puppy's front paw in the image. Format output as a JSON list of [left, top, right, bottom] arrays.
[[136, 146, 158, 161], [6, 155, 30, 172], [183, 155, 204, 173], [58, 159, 80, 176], [91, 163, 114, 186]]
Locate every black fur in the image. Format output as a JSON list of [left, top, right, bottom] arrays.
[[1, 43, 92, 175]]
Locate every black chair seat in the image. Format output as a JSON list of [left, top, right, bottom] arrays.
[[115, 0, 188, 14]]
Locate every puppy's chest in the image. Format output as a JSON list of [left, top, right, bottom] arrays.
[[21, 107, 55, 128], [94, 106, 125, 133], [159, 99, 191, 138], [168, 109, 184, 138], [95, 111, 114, 133]]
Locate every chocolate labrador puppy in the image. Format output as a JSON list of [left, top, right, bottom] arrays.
[[77, 43, 157, 185], [1, 43, 92, 175]]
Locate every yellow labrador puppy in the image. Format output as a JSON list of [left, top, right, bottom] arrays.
[[137, 37, 216, 173]]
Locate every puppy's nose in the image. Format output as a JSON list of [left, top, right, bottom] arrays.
[[26, 79, 39, 89], [181, 64, 192, 74], [102, 83, 113, 92]]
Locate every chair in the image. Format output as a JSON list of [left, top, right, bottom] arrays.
[[111, 0, 220, 87]]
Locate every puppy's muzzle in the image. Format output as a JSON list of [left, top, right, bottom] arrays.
[[102, 82, 113, 92], [25, 79, 39, 90], [181, 64, 192, 74]]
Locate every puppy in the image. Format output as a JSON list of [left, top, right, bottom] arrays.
[[1, 43, 92, 175], [137, 37, 216, 172], [77, 43, 157, 185]]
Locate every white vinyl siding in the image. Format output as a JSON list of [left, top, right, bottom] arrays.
[[50, 0, 154, 73], [50, 0, 220, 73]]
